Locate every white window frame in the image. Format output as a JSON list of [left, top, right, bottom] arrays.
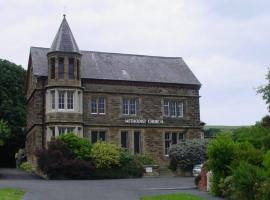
[[47, 89, 81, 113], [67, 91, 74, 110], [163, 99, 184, 118], [90, 97, 106, 115], [46, 125, 83, 142], [122, 98, 138, 116], [164, 131, 185, 156]]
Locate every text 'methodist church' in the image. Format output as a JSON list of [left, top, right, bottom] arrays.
[[26, 16, 203, 166]]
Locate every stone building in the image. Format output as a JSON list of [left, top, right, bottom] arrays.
[[26, 16, 203, 166]]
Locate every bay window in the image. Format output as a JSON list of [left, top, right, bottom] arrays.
[[47, 89, 82, 113]]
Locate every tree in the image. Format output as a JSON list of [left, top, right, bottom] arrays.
[[0, 119, 10, 146], [257, 68, 270, 111], [0, 59, 26, 167]]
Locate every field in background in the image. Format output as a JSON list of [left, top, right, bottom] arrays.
[[204, 125, 250, 131]]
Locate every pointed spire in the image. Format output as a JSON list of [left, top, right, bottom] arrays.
[[48, 15, 80, 54]]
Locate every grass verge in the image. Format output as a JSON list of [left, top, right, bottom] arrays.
[[140, 193, 206, 200], [0, 188, 25, 200]]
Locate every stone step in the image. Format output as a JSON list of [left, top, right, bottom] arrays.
[[158, 167, 175, 177]]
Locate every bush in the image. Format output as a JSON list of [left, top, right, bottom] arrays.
[[169, 139, 209, 171], [36, 140, 95, 179], [132, 154, 156, 165], [91, 142, 121, 168], [218, 176, 234, 198], [92, 151, 144, 179], [231, 142, 264, 167], [231, 162, 267, 200], [256, 179, 270, 200], [58, 133, 92, 160], [19, 162, 33, 172], [207, 133, 238, 196], [262, 150, 270, 175], [233, 123, 270, 152]]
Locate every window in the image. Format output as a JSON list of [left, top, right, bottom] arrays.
[[77, 59, 80, 80], [58, 57, 64, 79], [134, 131, 141, 154], [122, 98, 129, 115], [68, 58, 75, 79], [121, 131, 129, 149], [51, 90, 55, 109], [67, 91, 74, 109], [164, 131, 185, 155], [58, 127, 66, 135], [91, 130, 106, 143], [122, 98, 139, 115], [163, 99, 183, 117], [91, 97, 105, 114], [50, 127, 55, 137], [50, 58, 55, 79], [58, 91, 65, 109], [58, 127, 75, 135]]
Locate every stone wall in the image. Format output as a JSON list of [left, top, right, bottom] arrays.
[[82, 82, 201, 128]]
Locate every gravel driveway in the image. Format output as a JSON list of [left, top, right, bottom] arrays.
[[0, 168, 222, 200]]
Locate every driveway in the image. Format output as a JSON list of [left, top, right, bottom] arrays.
[[0, 168, 222, 200]]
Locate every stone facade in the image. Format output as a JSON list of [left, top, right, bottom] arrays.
[[25, 16, 203, 167]]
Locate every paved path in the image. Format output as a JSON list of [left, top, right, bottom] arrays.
[[0, 168, 222, 200], [0, 168, 40, 180]]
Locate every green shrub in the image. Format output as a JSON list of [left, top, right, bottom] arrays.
[[36, 139, 95, 179], [256, 179, 270, 200], [91, 142, 121, 168], [218, 176, 234, 198], [207, 133, 237, 196], [133, 154, 156, 165], [262, 150, 270, 175], [169, 139, 209, 171], [92, 151, 144, 179], [231, 142, 264, 167], [233, 123, 270, 152], [58, 133, 92, 160], [232, 162, 267, 200], [19, 162, 33, 172]]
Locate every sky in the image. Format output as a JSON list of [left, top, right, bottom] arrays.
[[0, 0, 269, 125]]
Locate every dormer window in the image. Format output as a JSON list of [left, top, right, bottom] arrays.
[[50, 58, 55, 79], [58, 57, 64, 79], [68, 58, 75, 79]]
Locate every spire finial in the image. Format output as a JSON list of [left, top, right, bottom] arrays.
[[63, 6, 67, 18]]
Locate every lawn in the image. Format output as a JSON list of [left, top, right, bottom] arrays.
[[0, 188, 25, 200], [140, 193, 206, 200]]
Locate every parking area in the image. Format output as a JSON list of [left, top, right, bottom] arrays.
[[0, 169, 222, 200]]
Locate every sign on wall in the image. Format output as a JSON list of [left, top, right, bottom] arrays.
[[124, 119, 164, 124]]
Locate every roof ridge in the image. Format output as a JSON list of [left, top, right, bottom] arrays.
[[81, 50, 182, 59], [30, 46, 182, 59]]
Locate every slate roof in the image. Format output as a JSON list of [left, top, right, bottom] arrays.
[[30, 47, 201, 86], [48, 16, 80, 54]]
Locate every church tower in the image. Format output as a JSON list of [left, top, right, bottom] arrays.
[[45, 15, 83, 141]]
